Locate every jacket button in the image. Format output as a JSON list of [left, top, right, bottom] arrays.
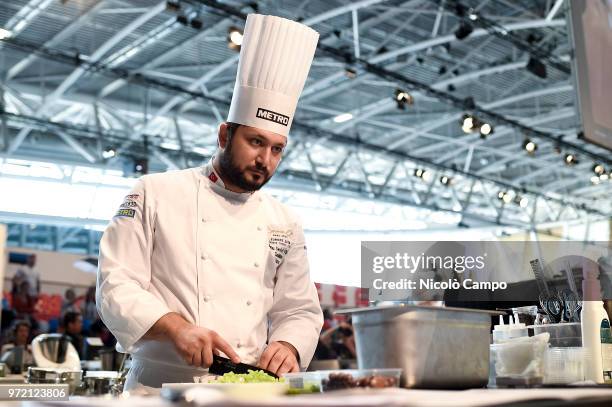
[[257, 226, 262, 231], [237, 342, 242, 348], [246, 300, 252, 306], [254, 262, 259, 268], [203, 295, 210, 302], [201, 254, 207, 260], [201, 218, 206, 223]]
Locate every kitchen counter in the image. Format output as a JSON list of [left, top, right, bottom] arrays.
[[14, 386, 612, 407]]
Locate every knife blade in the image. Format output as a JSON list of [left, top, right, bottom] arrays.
[[208, 355, 279, 379]]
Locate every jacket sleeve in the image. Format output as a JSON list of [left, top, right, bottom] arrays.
[[96, 177, 171, 352], [267, 220, 323, 369]]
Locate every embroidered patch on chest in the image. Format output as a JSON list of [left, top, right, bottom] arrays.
[[268, 227, 292, 266]]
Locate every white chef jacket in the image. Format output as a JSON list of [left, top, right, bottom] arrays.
[[96, 161, 323, 377]]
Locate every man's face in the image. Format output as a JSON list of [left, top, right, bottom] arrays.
[[67, 316, 83, 335], [218, 124, 286, 192], [16, 325, 29, 344]]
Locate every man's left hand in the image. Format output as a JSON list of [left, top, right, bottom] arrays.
[[258, 341, 299, 375]]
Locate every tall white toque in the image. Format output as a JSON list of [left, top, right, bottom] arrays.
[[226, 14, 319, 138]]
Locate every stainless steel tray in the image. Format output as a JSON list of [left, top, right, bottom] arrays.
[[337, 305, 502, 389]]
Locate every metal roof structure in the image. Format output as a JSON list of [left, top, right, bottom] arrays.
[[1, 0, 611, 235]]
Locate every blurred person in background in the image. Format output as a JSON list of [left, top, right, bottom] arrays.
[[0, 320, 34, 373], [61, 288, 79, 317], [62, 312, 85, 359], [12, 281, 35, 320], [81, 286, 98, 334], [13, 254, 40, 301]]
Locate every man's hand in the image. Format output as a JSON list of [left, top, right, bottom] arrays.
[[258, 341, 299, 375], [145, 312, 240, 367]]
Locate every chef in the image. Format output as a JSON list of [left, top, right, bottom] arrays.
[[96, 14, 323, 390]]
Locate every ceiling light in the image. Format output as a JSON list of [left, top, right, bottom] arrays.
[[454, 22, 473, 40], [526, 56, 547, 79], [333, 113, 353, 123], [600, 173, 610, 181], [468, 11, 478, 21], [523, 139, 537, 154], [228, 27, 243, 50], [591, 176, 600, 185], [519, 197, 529, 208], [102, 147, 116, 159], [166, 0, 181, 11], [461, 115, 475, 133], [190, 18, 203, 30], [395, 89, 413, 109], [176, 14, 189, 26], [497, 191, 505, 200], [0, 28, 12, 40], [480, 123, 493, 137], [593, 164, 605, 175], [502, 192, 513, 204], [160, 142, 181, 150], [344, 67, 357, 78], [421, 170, 432, 182], [414, 169, 424, 178], [440, 175, 452, 186], [564, 153, 577, 166]]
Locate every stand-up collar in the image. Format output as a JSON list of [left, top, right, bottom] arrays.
[[202, 159, 254, 203]]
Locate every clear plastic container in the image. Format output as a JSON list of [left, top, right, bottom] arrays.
[[544, 347, 585, 384], [530, 322, 582, 347], [490, 333, 549, 386], [282, 371, 323, 394], [319, 369, 402, 391]]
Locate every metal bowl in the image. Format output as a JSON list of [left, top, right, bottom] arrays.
[[83, 371, 121, 396], [27, 367, 83, 394]]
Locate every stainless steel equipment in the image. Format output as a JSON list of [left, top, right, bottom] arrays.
[[338, 305, 502, 389], [82, 371, 122, 396], [31, 334, 80, 369], [27, 367, 83, 394]]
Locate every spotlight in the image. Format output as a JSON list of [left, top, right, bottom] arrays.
[[591, 176, 601, 185], [395, 89, 413, 109], [523, 139, 537, 154], [564, 153, 577, 166], [479, 123, 493, 137], [414, 169, 424, 178], [497, 191, 505, 200], [102, 147, 116, 159], [344, 67, 357, 79], [440, 175, 452, 186], [190, 18, 203, 30], [333, 113, 353, 123], [454, 22, 474, 40], [502, 192, 513, 204], [593, 164, 605, 175], [601, 173, 610, 181], [461, 114, 475, 133], [176, 14, 189, 26], [228, 26, 243, 50], [0, 28, 12, 40], [166, 0, 181, 11], [134, 158, 149, 175], [519, 196, 529, 208], [526, 56, 547, 79]]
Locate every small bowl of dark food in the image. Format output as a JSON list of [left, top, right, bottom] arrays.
[[321, 369, 401, 391]]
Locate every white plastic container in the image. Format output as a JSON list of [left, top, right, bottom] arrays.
[[581, 264, 609, 384]]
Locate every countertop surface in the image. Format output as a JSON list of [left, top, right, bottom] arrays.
[[10, 386, 612, 407]]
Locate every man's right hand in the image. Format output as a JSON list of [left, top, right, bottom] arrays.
[[145, 312, 240, 367]]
